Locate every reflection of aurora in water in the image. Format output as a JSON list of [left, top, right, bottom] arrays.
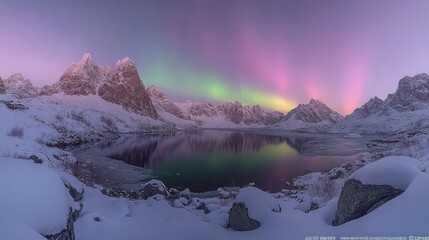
[[79, 130, 368, 192]]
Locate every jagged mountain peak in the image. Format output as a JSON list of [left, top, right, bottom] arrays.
[[286, 99, 343, 123], [115, 57, 135, 69], [77, 52, 93, 66], [8, 73, 25, 81]]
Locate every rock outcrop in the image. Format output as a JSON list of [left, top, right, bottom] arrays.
[[139, 179, 170, 199], [41, 53, 158, 118], [189, 102, 218, 117], [333, 179, 403, 226], [3, 73, 38, 98], [228, 202, 261, 231], [98, 58, 157, 118], [285, 99, 343, 123], [0, 77, 5, 94]]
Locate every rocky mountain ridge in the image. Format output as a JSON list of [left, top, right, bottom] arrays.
[[349, 73, 429, 119], [40, 53, 158, 118]]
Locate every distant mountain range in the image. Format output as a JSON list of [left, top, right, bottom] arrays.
[[0, 53, 346, 128]]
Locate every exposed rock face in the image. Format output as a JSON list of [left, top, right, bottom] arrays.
[[41, 53, 158, 118], [147, 86, 189, 120], [46, 53, 105, 96], [0, 77, 5, 94], [228, 202, 261, 231], [386, 73, 429, 112], [3, 73, 38, 98], [348, 96, 384, 119], [139, 179, 170, 199], [333, 179, 403, 226], [98, 58, 157, 118], [263, 111, 285, 125], [286, 99, 343, 123], [217, 101, 245, 124], [348, 73, 429, 120], [189, 102, 218, 117], [216, 101, 273, 125]]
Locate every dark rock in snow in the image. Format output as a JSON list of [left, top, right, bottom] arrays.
[[196, 202, 210, 214], [29, 155, 43, 164], [0, 100, 29, 111], [333, 179, 403, 226], [65, 183, 84, 202], [228, 202, 261, 231], [140, 179, 170, 199], [44, 208, 75, 240]]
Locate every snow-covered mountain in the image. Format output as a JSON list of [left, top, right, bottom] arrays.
[[147, 86, 286, 126], [349, 73, 429, 119], [2, 73, 38, 98], [40, 53, 158, 118], [285, 99, 343, 123], [326, 73, 429, 134]]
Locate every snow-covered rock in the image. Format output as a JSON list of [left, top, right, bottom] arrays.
[[333, 156, 422, 226], [3, 73, 38, 98], [0, 158, 73, 238], [140, 179, 169, 199], [228, 187, 281, 231]]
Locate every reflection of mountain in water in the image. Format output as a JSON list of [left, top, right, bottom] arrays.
[[82, 131, 291, 168]]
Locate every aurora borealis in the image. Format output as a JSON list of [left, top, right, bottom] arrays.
[[2, 1, 429, 114]]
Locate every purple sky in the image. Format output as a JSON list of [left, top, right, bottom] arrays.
[[1, 0, 429, 114]]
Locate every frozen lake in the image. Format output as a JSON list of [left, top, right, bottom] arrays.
[[76, 130, 374, 192]]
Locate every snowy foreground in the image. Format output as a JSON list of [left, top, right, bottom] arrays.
[[1, 93, 429, 239]]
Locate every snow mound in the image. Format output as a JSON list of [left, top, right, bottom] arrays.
[[350, 156, 422, 190], [233, 187, 281, 222], [0, 158, 71, 236]]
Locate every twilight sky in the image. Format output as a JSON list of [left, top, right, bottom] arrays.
[[1, 0, 429, 114]]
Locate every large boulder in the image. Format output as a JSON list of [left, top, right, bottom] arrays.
[[228, 202, 261, 231], [333, 156, 421, 226], [333, 179, 403, 226], [228, 187, 281, 231]]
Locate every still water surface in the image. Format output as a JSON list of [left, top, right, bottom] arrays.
[[79, 130, 370, 192]]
